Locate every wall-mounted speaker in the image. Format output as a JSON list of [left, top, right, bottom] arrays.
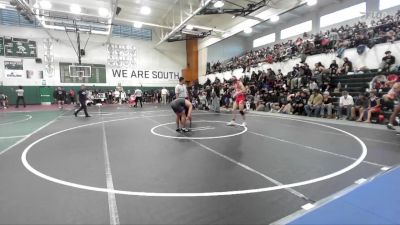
[[116, 7, 122, 16]]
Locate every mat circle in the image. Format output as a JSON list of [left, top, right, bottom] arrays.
[[151, 121, 248, 140]]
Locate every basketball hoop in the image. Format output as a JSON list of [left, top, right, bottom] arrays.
[[69, 65, 91, 82]]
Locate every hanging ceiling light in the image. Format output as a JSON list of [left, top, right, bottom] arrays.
[[213, 0, 224, 8], [140, 6, 151, 15]]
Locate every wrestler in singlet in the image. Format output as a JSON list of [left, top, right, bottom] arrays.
[[234, 80, 246, 105]]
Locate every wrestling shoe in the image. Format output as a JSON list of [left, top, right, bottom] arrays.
[[387, 124, 396, 130], [227, 120, 236, 126]]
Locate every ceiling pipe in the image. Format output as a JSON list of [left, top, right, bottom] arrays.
[[156, 0, 213, 46]]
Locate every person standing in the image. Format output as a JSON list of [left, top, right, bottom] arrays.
[[74, 85, 90, 118], [15, 86, 26, 108], [69, 88, 75, 105], [134, 88, 143, 108], [227, 76, 247, 127], [161, 87, 169, 104], [54, 87, 65, 109], [175, 77, 188, 99]]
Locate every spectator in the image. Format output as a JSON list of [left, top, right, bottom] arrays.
[[329, 60, 339, 76], [15, 85, 26, 108], [304, 89, 323, 117], [292, 91, 306, 115], [161, 87, 169, 104], [198, 92, 207, 110], [352, 93, 368, 121], [134, 88, 143, 108], [0, 92, 8, 109], [54, 87, 66, 109], [279, 93, 294, 114], [384, 82, 400, 130], [362, 90, 381, 123], [320, 91, 333, 118], [336, 39, 347, 58], [69, 88, 75, 105], [309, 79, 319, 90], [380, 51, 396, 72], [337, 91, 354, 120], [338, 57, 353, 75]]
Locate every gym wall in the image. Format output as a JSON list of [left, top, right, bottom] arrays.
[[0, 24, 186, 88]]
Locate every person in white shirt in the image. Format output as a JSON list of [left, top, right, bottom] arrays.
[[337, 91, 354, 120], [134, 88, 143, 108], [120, 91, 127, 104], [161, 88, 169, 104], [15, 86, 26, 108], [175, 77, 188, 99]]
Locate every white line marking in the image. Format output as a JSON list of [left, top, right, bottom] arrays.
[[147, 117, 311, 200], [21, 113, 368, 197], [192, 139, 310, 200], [355, 178, 367, 184], [202, 111, 388, 167], [381, 167, 391, 171], [0, 115, 32, 125], [151, 121, 247, 140], [301, 203, 315, 210], [189, 126, 215, 131], [0, 135, 27, 139], [248, 131, 386, 168], [99, 109, 120, 225], [256, 119, 400, 146], [0, 115, 61, 156]]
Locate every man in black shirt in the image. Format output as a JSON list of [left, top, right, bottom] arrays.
[[292, 92, 305, 115], [380, 51, 396, 72], [74, 85, 90, 118], [329, 60, 339, 76]]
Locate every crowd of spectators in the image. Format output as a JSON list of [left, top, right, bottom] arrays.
[[61, 87, 176, 106], [207, 10, 400, 74], [192, 69, 399, 124]]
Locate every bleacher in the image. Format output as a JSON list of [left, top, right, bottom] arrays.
[[329, 71, 398, 122]]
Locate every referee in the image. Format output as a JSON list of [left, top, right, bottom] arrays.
[[74, 85, 91, 118]]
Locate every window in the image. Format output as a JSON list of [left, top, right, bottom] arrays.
[[253, 33, 276, 48], [281, 20, 312, 40], [379, 0, 400, 10], [320, 2, 366, 28]]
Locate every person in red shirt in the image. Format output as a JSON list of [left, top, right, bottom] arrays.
[[227, 76, 247, 127], [69, 88, 75, 105]]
